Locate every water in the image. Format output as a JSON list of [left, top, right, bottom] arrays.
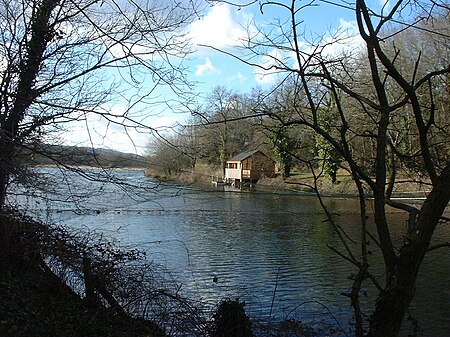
[[11, 168, 450, 336]]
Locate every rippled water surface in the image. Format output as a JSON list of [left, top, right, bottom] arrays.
[[14, 168, 450, 336]]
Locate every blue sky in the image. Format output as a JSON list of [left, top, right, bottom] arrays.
[[62, 0, 371, 154], [187, 1, 359, 93]]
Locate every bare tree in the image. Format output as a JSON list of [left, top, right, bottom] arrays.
[[195, 86, 257, 171], [206, 1, 450, 336], [146, 132, 192, 176], [0, 0, 200, 206]]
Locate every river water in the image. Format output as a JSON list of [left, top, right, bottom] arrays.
[[12, 168, 450, 336]]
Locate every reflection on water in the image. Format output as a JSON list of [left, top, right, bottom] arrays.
[[12, 168, 450, 336]]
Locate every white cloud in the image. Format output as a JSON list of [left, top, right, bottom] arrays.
[[253, 18, 364, 85], [54, 105, 183, 155], [320, 19, 364, 58], [254, 69, 278, 85], [227, 72, 247, 83], [195, 57, 219, 76], [188, 4, 250, 49], [254, 49, 286, 85]]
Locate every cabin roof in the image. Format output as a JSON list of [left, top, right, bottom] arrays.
[[227, 150, 273, 162]]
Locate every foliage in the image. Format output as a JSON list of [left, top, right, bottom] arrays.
[[212, 299, 253, 337], [1, 0, 449, 336], [22, 144, 148, 168], [314, 100, 342, 183], [147, 86, 268, 175], [270, 126, 295, 177], [2, 207, 339, 337], [253, 319, 318, 337]]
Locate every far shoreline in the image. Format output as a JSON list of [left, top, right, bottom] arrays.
[[144, 167, 435, 207]]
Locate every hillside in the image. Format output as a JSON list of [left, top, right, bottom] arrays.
[[25, 144, 149, 169]]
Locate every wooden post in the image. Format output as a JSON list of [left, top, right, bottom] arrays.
[[82, 256, 95, 302], [82, 255, 127, 317]]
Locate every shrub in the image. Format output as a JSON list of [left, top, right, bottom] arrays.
[[212, 299, 253, 337]]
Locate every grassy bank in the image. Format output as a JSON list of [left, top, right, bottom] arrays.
[[260, 170, 431, 198]]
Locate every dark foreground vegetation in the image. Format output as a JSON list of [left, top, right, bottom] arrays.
[[0, 209, 165, 337]]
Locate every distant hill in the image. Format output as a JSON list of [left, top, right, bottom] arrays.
[[25, 144, 149, 169]]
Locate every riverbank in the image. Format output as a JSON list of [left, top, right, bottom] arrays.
[[260, 171, 432, 199], [0, 259, 164, 337], [145, 166, 222, 186], [145, 166, 432, 200], [0, 210, 165, 337]]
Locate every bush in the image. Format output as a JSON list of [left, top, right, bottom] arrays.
[[212, 299, 253, 337]]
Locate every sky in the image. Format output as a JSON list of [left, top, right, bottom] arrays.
[[61, 0, 372, 155]]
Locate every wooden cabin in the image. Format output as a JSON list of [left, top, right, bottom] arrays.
[[225, 150, 275, 186]]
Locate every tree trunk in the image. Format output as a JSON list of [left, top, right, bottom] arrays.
[[368, 255, 418, 337], [368, 166, 450, 337], [0, 140, 12, 208], [0, 168, 9, 208], [0, 0, 59, 208]]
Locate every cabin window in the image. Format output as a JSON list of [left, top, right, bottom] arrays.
[[227, 163, 238, 169]]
